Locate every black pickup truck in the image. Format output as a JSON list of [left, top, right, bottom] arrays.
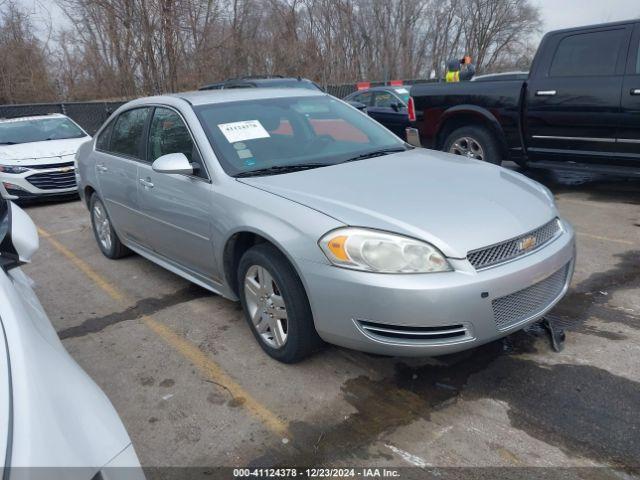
[[408, 20, 640, 175]]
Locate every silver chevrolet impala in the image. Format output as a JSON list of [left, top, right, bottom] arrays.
[[77, 89, 576, 363]]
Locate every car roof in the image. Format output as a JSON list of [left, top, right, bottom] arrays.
[[166, 88, 327, 106], [349, 86, 409, 95], [200, 77, 317, 90], [548, 19, 638, 36], [0, 113, 69, 124]]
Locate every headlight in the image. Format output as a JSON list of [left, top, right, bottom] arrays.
[[319, 227, 451, 273], [0, 165, 29, 174]]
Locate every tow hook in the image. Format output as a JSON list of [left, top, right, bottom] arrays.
[[542, 317, 566, 352]]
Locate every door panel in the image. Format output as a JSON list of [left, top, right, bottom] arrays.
[[368, 91, 408, 138], [525, 27, 630, 163], [96, 107, 151, 244], [137, 107, 218, 281], [137, 165, 217, 280], [96, 152, 141, 243], [619, 24, 640, 161]]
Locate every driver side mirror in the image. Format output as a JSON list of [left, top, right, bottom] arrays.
[[152, 153, 195, 175], [0, 198, 39, 270]]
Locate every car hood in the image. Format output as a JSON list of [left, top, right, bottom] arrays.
[[0, 137, 91, 163], [1, 268, 133, 470], [239, 149, 557, 258]]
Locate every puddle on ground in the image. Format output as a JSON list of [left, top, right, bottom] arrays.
[[551, 250, 640, 334], [249, 319, 639, 473], [517, 168, 640, 205], [58, 284, 210, 339]]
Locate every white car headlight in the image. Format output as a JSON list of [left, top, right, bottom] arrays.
[[0, 165, 29, 174], [319, 228, 451, 273]]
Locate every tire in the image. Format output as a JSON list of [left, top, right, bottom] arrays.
[[443, 125, 502, 165], [89, 193, 131, 259], [238, 243, 324, 363]]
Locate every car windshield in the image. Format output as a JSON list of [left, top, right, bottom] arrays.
[[195, 95, 407, 176], [0, 117, 86, 145]]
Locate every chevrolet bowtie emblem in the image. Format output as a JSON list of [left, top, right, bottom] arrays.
[[59, 166, 74, 173], [518, 236, 537, 252]]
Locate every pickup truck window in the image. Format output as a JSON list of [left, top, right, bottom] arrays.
[[549, 29, 625, 77]]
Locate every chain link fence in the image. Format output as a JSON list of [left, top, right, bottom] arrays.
[[0, 79, 439, 135]]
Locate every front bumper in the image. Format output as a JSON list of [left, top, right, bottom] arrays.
[[1, 167, 78, 200], [300, 219, 576, 356]]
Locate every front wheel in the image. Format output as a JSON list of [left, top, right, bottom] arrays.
[[443, 125, 502, 165], [238, 243, 324, 363]]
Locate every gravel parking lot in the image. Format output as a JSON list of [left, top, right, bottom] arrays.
[[20, 165, 640, 477]]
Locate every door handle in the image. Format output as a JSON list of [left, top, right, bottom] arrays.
[[631, 89, 640, 96], [139, 178, 154, 189], [96, 164, 108, 173], [536, 90, 557, 97]]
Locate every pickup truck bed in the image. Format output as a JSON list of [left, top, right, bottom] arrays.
[[409, 19, 640, 175]]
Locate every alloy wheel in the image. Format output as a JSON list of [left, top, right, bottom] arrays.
[[244, 265, 288, 348], [92, 201, 113, 252], [449, 136, 485, 161]]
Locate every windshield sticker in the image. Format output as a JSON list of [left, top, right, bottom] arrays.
[[218, 120, 270, 143], [395, 88, 409, 94], [236, 148, 253, 159]]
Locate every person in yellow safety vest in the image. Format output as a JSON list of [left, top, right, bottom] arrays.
[[446, 59, 460, 83], [446, 56, 476, 82]]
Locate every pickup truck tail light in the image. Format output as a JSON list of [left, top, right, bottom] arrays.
[[408, 97, 416, 122]]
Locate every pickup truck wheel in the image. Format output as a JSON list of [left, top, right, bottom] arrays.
[[238, 243, 324, 363], [444, 126, 502, 165], [90, 194, 131, 259]]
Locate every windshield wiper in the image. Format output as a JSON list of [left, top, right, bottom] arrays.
[[0, 141, 18, 145], [340, 147, 410, 164], [235, 163, 328, 178]]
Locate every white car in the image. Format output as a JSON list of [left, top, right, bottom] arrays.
[[0, 185, 144, 479], [0, 114, 91, 200]]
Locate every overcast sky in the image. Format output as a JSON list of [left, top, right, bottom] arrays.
[[15, 0, 640, 41]]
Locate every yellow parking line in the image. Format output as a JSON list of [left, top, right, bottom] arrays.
[[37, 226, 290, 438], [576, 231, 636, 246]]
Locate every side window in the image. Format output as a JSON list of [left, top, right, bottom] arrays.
[[373, 91, 397, 108], [96, 120, 114, 151], [549, 29, 625, 77], [110, 108, 150, 158], [148, 108, 206, 178], [352, 92, 372, 106]]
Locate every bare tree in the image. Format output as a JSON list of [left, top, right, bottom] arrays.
[[0, 2, 57, 103], [0, 0, 543, 102]]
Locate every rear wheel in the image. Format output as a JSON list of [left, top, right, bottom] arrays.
[[443, 125, 502, 165], [90, 194, 131, 259], [238, 243, 324, 363]]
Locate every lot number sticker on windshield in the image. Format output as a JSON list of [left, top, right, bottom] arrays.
[[218, 120, 270, 143]]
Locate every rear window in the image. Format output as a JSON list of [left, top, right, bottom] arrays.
[[549, 29, 625, 77], [392, 88, 411, 104]]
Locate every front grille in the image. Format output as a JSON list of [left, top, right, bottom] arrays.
[[492, 263, 570, 330], [21, 161, 74, 170], [467, 218, 561, 270], [26, 170, 77, 190], [356, 320, 468, 343]]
